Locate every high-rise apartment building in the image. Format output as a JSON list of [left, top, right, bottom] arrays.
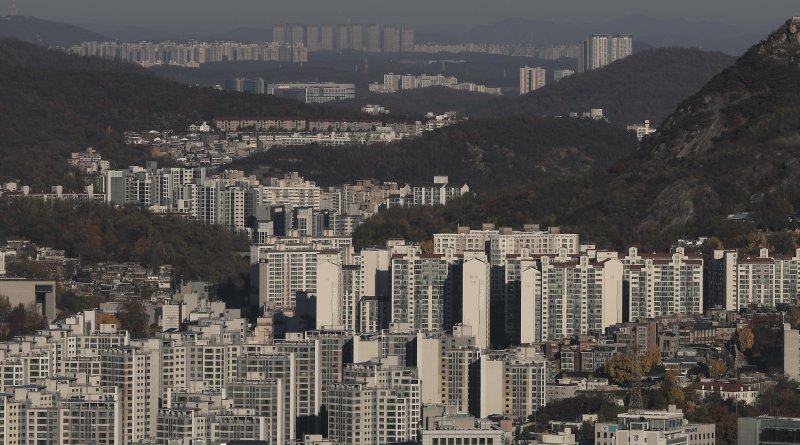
[[320, 25, 334, 51], [710, 248, 799, 310], [417, 325, 481, 412], [306, 25, 320, 52], [335, 24, 349, 51], [327, 359, 421, 445], [520, 254, 624, 342], [263, 172, 322, 208], [230, 352, 295, 444], [479, 346, 548, 418], [272, 24, 286, 44], [554, 69, 575, 81], [624, 247, 703, 321], [519, 66, 546, 95], [365, 24, 380, 52], [578, 34, 633, 72], [100, 340, 161, 444], [251, 247, 323, 310], [349, 24, 363, 51], [382, 26, 401, 52], [391, 248, 460, 333], [462, 256, 491, 350], [401, 27, 415, 52]]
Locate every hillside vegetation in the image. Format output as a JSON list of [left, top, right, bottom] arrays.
[[0, 199, 251, 304], [0, 15, 110, 47], [479, 47, 736, 127], [226, 116, 639, 190], [0, 39, 357, 190], [355, 18, 800, 249]]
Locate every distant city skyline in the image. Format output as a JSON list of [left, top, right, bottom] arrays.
[[8, 0, 796, 31]]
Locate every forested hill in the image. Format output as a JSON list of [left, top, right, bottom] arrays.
[[0, 38, 359, 190], [0, 15, 110, 47], [478, 47, 736, 128], [354, 18, 800, 250], [226, 116, 639, 190]]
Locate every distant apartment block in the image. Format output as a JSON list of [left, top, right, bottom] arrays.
[[271, 23, 415, 52], [554, 69, 575, 81], [68, 147, 109, 174], [578, 34, 633, 72], [519, 66, 546, 95], [370, 73, 502, 95], [68, 41, 308, 66], [267, 82, 356, 103]]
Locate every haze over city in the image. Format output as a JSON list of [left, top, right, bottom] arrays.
[[11, 0, 799, 30], [2, 1, 800, 445]]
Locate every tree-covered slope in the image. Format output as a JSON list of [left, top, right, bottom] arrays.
[[227, 116, 639, 190], [480, 47, 736, 127], [0, 39, 357, 190], [355, 18, 800, 249]]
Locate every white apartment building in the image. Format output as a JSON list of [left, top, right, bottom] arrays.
[[251, 246, 325, 310], [479, 346, 548, 418], [624, 247, 704, 321], [711, 248, 799, 310], [100, 340, 161, 444], [391, 248, 491, 343], [316, 254, 360, 331], [520, 254, 624, 342], [433, 225, 580, 259], [554, 69, 575, 81], [417, 326, 481, 411], [0, 377, 120, 445], [232, 352, 297, 443], [412, 176, 469, 206], [578, 34, 633, 72], [784, 323, 800, 381], [264, 172, 322, 209], [462, 256, 491, 350], [327, 359, 421, 445], [520, 66, 546, 95], [391, 248, 457, 333]]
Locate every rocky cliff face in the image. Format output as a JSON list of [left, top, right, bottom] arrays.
[[560, 17, 800, 245]]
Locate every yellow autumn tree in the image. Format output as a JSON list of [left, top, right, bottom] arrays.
[[738, 327, 755, 352], [605, 347, 661, 384], [96, 312, 121, 327], [707, 358, 727, 378]]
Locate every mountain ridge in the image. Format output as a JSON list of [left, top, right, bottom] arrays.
[[354, 17, 800, 249], [0, 15, 111, 46]]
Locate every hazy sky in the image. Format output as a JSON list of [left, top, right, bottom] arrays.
[[11, 0, 799, 30]]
